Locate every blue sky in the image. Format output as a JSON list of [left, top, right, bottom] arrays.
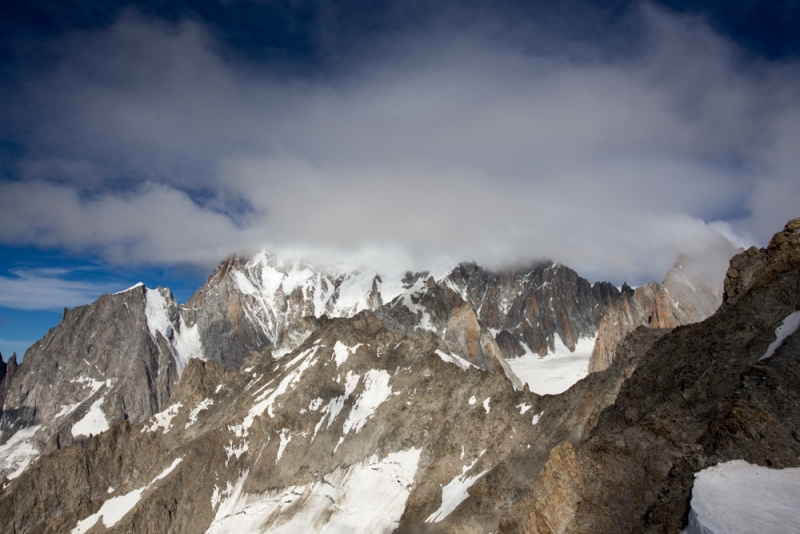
[[1, 0, 800, 360]]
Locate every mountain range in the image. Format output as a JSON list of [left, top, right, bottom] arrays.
[[1, 218, 798, 533]]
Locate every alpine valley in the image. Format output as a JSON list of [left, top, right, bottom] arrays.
[[1, 219, 799, 533]]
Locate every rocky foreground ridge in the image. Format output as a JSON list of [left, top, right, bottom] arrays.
[[510, 218, 800, 532], [1, 217, 793, 533]]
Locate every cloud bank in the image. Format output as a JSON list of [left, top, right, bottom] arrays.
[[1, 3, 799, 284]]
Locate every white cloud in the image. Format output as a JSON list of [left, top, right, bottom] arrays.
[[1, 5, 797, 284]]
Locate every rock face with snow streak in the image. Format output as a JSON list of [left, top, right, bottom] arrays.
[[444, 262, 620, 358], [510, 217, 800, 533], [181, 253, 399, 367], [588, 248, 737, 373], [0, 284, 200, 480]]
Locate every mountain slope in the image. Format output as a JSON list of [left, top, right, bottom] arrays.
[[3, 217, 795, 532]]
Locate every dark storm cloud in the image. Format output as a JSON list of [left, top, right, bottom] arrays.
[[1, 2, 799, 284]]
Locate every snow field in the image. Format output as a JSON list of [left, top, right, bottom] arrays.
[[760, 310, 800, 361], [505, 335, 596, 395]]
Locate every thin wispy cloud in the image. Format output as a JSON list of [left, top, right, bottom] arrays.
[[0, 3, 798, 284], [0, 268, 119, 310]]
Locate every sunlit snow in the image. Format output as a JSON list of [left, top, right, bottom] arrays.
[[434, 350, 476, 371], [275, 429, 292, 464], [239, 346, 319, 436], [332, 341, 362, 367], [71, 396, 110, 437], [0, 425, 42, 480], [186, 398, 215, 429], [340, 369, 392, 436], [312, 371, 361, 440], [143, 403, 183, 433], [426, 454, 490, 523], [144, 287, 204, 373]]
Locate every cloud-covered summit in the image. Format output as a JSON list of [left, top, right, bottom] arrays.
[[1, 2, 798, 285]]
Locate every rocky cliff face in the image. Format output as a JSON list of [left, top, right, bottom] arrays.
[[510, 217, 800, 533], [0, 284, 200, 481], [589, 248, 737, 373]]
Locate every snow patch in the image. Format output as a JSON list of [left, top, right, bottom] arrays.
[[206, 448, 421, 534], [684, 460, 800, 534], [71, 458, 182, 534], [276, 429, 292, 464], [435, 350, 476, 371], [240, 346, 318, 436], [224, 441, 249, 465], [332, 341, 362, 367], [517, 403, 532, 415], [0, 425, 42, 480], [71, 396, 110, 437], [760, 310, 800, 361], [340, 370, 392, 437], [144, 287, 204, 374], [143, 403, 183, 433], [186, 398, 215, 429], [482, 397, 491, 414], [426, 455, 490, 523], [312, 372, 361, 441], [114, 282, 143, 294]]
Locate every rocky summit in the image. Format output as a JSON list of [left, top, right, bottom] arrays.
[[1, 219, 799, 533]]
